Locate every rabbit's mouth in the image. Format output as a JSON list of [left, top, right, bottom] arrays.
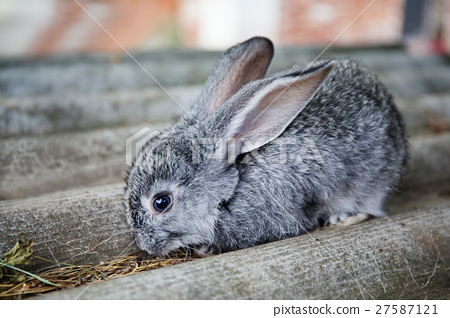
[[133, 222, 217, 256], [137, 239, 183, 257], [133, 228, 179, 257]]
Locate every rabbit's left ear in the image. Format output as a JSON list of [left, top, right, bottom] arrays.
[[196, 37, 274, 117], [224, 61, 335, 158]]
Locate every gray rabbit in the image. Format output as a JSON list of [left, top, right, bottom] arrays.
[[124, 37, 407, 256]]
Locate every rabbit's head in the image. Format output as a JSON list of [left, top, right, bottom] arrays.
[[125, 37, 334, 256]]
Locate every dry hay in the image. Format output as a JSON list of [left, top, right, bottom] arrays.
[[1, 249, 199, 299]]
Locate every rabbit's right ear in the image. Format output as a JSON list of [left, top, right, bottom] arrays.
[[221, 61, 335, 160], [196, 37, 274, 117]]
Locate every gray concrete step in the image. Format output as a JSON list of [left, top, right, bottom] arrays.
[[379, 67, 450, 97], [0, 86, 198, 138], [2, 87, 449, 138], [1, 48, 448, 97], [3, 46, 444, 71], [396, 93, 450, 136], [0, 183, 133, 272], [0, 124, 160, 200]]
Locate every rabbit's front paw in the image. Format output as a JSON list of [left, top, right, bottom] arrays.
[[326, 212, 371, 227], [192, 245, 216, 258]]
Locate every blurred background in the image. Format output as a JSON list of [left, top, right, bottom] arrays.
[[0, 0, 449, 58]]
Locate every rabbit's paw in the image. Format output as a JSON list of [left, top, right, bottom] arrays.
[[326, 212, 371, 227], [192, 245, 215, 258]]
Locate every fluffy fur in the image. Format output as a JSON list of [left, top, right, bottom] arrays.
[[124, 37, 407, 256]]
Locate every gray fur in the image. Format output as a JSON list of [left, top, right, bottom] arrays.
[[124, 37, 407, 256]]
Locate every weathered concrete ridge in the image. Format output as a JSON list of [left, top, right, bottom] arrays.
[[0, 184, 137, 272], [1, 47, 448, 97], [0, 124, 167, 199], [0, 86, 199, 138], [36, 207, 450, 300], [2, 89, 450, 138]]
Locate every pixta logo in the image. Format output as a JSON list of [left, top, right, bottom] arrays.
[[126, 128, 161, 166]]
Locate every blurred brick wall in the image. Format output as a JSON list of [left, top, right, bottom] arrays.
[[177, 0, 406, 48], [32, 0, 177, 56], [2, 0, 450, 57], [279, 0, 405, 46]]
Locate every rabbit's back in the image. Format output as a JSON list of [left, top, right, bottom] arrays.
[[289, 60, 406, 188], [286, 59, 406, 182], [221, 60, 407, 249]]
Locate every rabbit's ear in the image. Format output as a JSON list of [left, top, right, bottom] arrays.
[[197, 37, 274, 116], [225, 61, 335, 158]]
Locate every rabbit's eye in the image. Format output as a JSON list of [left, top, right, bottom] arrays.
[[152, 194, 173, 213]]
